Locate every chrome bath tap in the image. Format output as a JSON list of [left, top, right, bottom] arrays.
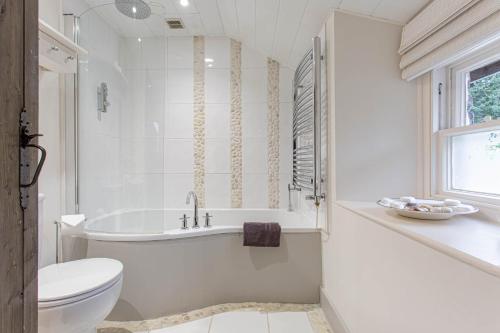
[[185, 191, 199, 228]]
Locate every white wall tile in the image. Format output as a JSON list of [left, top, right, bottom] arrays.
[[167, 37, 193, 69], [210, 311, 268, 333], [242, 103, 267, 138], [165, 139, 194, 173], [205, 37, 230, 69], [242, 44, 267, 69], [120, 69, 165, 138], [122, 173, 164, 209], [206, 139, 230, 173], [142, 37, 166, 70], [206, 103, 230, 139], [268, 312, 314, 333], [121, 137, 164, 174], [279, 102, 293, 175], [206, 69, 230, 103], [279, 66, 294, 103], [167, 103, 194, 139], [279, 173, 292, 209], [120, 38, 143, 70], [167, 69, 193, 103], [243, 173, 268, 208], [242, 68, 267, 103], [82, 33, 296, 211], [205, 174, 231, 208], [165, 173, 194, 208], [243, 137, 268, 174], [144, 69, 166, 135]]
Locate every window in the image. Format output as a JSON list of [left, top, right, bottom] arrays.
[[437, 45, 500, 206], [466, 60, 500, 125]]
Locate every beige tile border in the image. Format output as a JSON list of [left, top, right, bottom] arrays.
[[267, 58, 280, 209], [193, 36, 206, 207], [97, 302, 333, 333], [230, 39, 242, 208]]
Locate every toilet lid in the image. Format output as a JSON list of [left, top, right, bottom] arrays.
[[38, 258, 123, 302]]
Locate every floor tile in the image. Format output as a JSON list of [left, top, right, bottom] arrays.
[[268, 312, 314, 333], [210, 311, 268, 333], [152, 317, 211, 333]]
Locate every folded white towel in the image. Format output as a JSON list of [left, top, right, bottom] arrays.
[[61, 214, 86, 227]]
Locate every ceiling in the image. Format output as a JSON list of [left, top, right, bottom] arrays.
[[81, 0, 430, 68]]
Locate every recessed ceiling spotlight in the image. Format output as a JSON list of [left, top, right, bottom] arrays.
[[205, 58, 214, 63], [137, 37, 142, 42], [208, 64, 213, 68], [180, 0, 189, 7], [132, 6, 137, 14]]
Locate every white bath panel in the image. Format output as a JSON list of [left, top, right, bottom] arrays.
[[152, 317, 211, 333], [210, 311, 268, 333], [268, 312, 315, 333]]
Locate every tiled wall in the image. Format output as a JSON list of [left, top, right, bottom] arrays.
[[78, 27, 294, 218], [78, 10, 126, 218]]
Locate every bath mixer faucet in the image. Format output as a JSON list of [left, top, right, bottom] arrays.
[[186, 191, 199, 228]]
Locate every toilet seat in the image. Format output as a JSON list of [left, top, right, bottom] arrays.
[[38, 258, 123, 309]]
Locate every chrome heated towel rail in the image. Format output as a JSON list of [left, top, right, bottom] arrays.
[[292, 36, 325, 206]]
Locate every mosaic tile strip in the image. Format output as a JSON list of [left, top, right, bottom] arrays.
[[193, 36, 206, 207], [267, 58, 280, 208], [97, 302, 333, 333], [230, 39, 242, 208]]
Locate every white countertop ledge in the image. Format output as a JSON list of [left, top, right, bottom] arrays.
[[337, 201, 500, 279]]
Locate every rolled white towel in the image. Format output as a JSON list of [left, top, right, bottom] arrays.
[[430, 206, 453, 213], [444, 199, 461, 206], [390, 201, 405, 209], [400, 196, 416, 204]]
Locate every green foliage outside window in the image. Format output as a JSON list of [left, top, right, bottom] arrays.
[[468, 71, 500, 123]]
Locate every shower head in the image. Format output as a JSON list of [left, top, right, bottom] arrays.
[[115, 0, 151, 20]]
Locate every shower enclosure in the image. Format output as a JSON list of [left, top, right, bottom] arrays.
[[67, 1, 167, 219]]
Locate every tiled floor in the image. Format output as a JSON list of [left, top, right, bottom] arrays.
[[136, 311, 315, 333], [98, 303, 333, 333]]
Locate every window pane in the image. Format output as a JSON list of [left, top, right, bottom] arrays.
[[467, 60, 500, 124], [451, 130, 500, 195]]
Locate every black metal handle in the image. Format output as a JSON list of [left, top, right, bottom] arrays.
[[20, 143, 47, 188]]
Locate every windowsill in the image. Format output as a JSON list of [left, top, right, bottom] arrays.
[[336, 201, 500, 279]]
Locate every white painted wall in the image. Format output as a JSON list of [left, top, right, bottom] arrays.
[[334, 11, 417, 201], [38, 70, 62, 267], [38, 0, 63, 267], [39, 0, 61, 29], [322, 11, 500, 333]]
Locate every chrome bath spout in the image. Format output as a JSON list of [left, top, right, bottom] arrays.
[[186, 191, 199, 228]]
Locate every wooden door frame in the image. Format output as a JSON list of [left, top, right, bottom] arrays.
[[0, 0, 38, 332]]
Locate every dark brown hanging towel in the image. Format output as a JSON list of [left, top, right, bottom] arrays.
[[243, 222, 281, 247]]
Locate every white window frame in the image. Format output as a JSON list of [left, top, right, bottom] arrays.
[[431, 42, 500, 208]]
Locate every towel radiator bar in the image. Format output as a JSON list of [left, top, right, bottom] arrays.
[[292, 36, 325, 206]]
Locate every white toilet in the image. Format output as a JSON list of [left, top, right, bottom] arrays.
[[38, 195, 123, 333]]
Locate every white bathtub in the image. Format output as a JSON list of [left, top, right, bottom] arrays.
[[63, 208, 321, 319], [82, 208, 318, 242]]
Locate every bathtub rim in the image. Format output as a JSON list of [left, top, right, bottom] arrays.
[[83, 225, 320, 242], [77, 208, 319, 242]]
